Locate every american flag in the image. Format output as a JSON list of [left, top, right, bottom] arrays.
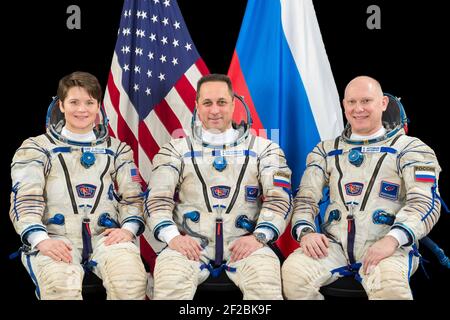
[[130, 168, 142, 183], [103, 0, 208, 270]]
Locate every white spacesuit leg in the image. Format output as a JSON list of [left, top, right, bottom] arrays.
[[227, 246, 283, 300], [360, 247, 418, 300], [21, 236, 84, 300], [282, 242, 348, 300], [152, 248, 203, 300], [91, 237, 147, 300]]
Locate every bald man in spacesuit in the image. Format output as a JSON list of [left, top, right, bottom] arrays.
[[282, 76, 441, 299], [9, 71, 147, 299], [145, 73, 292, 300]]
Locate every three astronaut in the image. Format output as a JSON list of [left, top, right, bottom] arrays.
[[9, 73, 442, 300]]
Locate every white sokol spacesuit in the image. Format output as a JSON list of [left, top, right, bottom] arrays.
[[9, 99, 147, 299], [282, 95, 442, 299], [145, 117, 292, 299]]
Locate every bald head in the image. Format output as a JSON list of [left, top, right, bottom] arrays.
[[344, 76, 383, 99], [342, 76, 388, 136]]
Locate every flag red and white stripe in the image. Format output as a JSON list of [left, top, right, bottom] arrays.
[[103, 0, 208, 271]]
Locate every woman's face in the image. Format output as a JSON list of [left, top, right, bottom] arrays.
[[59, 86, 100, 134]]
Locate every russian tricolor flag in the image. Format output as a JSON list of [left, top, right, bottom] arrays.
[[228, 0, 344, 256], [273, 174, 292, 190], [415, 169, 436, 183]]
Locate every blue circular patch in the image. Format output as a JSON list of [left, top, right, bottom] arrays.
[[213, 156, 227, 172], [80, 151, 96, 169], [348, 149, 364, 167]]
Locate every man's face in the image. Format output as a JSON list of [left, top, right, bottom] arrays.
[[196, 81, 235, 132], [343, 81, 388, 136]]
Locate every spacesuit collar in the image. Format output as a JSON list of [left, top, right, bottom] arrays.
[[46, 96, 109, 147], [350, 127, 386, 141], [191, 94, 253, 148], [341, 93, 408, 145], [342, 125, 404, 145], [192, 121, 249, 148], [61, 126, 96, 142], [201, 127, 239, 145]]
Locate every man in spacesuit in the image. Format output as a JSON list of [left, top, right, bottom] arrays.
[[9, 71, 147, 299], [282, 76, 442, 299], [145, 73, 292, 299]]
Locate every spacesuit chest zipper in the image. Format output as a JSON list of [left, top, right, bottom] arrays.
[[346, 214, 356, 264], [214, 218, 224, 267], [81, 217, 93, 266]]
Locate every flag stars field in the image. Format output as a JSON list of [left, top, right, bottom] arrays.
[[135, 47, 143, 56], [122, 28, 131, 36], [136, 29, 145, 38], [124, 9, 131, 18], [136, 10, 148, 19]]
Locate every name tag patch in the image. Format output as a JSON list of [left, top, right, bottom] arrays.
[[81, 147, 109, 154]]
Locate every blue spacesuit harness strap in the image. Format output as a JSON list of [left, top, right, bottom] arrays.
[[421, 181, 450, 222], [200, 262, 237, 278], [330, 262, 362, 283], [327, 146, 397, 157]]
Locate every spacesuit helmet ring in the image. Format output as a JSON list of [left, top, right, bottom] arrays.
[[45, 96, 110, 145], [342, 93, 408, 144], [191, 93, 253, 148]]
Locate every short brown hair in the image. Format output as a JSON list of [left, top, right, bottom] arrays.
[[57, 71, 102, 102], [196, 73, 234, 101]]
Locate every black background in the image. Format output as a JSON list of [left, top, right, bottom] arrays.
[[1, 0, 448, 307]]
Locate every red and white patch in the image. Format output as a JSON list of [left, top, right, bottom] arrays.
[[130, 167, 142, 183], [273, 172, 291, 189], [414, 166, 436, 183]]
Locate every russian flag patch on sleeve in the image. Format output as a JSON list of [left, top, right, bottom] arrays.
[[273, 171, 291, 189], [414, 166, 436, 183]]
